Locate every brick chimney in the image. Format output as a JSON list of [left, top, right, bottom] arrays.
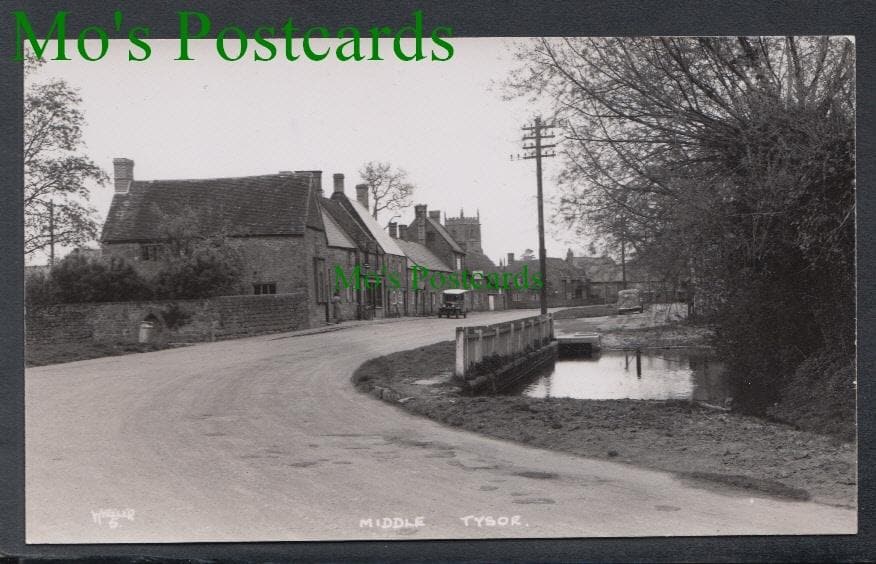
[[333, 173, 344, 195], [113, 158, 134, 194], [388, 222, 398, 238], [507, 252, 515, 264], [414, 204, 427, 244], [296, 170, 323, 195], [398, 224, 409, 240], [355, 183, 369, 208], [428, 210, 441, 222]]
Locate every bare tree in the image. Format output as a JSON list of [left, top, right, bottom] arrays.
[[359, 161, 415, 220], [24, 54, 106, 256]]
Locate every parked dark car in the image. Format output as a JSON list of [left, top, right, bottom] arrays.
[[437, 289, 468, 318], [617, 288, 644, 314]]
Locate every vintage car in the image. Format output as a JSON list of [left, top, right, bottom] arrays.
[[437, 289, 468, 318], [617, 288, 644, 314]]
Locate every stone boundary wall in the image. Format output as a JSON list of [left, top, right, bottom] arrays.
[[26, 291, 312, 346]]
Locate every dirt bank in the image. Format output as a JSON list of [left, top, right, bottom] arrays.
[[353, 337, 856, 509]]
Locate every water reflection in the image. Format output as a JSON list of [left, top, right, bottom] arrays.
[[513, 349, 730, 402]]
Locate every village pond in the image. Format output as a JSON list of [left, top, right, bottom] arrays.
[[506, 348, 732, 404]]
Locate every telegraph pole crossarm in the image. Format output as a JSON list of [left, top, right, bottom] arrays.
[[515, 116, 556, 315]]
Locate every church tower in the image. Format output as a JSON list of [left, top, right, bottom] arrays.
[[444, 208, 483, 253]]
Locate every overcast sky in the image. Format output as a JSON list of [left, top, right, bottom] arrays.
[[29, 38, 587, 265]]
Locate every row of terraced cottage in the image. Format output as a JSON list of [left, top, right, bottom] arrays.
[[101, 159, 683, 332], [101, 159, 517, 329]]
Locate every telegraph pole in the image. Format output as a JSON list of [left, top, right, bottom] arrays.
[[518, 116, 556, 315], [48, 199, 55, 267]]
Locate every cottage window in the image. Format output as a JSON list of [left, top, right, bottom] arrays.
[[253, 283, 277, 295], [314, 258, 327, 303], [140, 244, 164, 261]]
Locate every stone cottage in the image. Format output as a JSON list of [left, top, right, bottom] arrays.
[[100, 158, 335, 328], [321, 177, 408, 319]]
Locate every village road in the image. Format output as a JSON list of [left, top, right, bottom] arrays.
[[26, 310, 856, 542]]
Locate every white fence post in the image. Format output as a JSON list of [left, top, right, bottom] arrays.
[[455, 327, 466, 378]]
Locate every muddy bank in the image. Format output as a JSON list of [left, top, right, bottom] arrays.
[[352, 338, 856, 509]]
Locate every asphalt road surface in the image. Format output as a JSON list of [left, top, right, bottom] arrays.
[[26, 310, 856, 542]]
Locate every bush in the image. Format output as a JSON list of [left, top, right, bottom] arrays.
[[767, 351, 856, 441], [25, 268, 57, 305], [153, 244, 243, 299], [48, 253, 153, 303]]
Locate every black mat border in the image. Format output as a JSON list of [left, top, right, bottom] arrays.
[[1, 1, 873, 561]]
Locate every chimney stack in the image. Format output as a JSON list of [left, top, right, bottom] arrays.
[[388, 222, 398, 238], [333, 173, 344, 195], [355, 183, 369, 208], [507, 252, 515, 264], [295, 170, 323, 195], [113, 158, 134, 194], [428, 210, 441, 222], [414, 204, 427, 244], [398, 224, 409, 240]]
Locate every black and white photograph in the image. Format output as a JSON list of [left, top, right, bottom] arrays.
[[10, 7, 860, 553]]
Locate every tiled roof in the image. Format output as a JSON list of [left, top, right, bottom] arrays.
[[346, 199, 406, 257], [101, 174, 317, 242], [570, 256, 616, 269], [464, 250, 497, 273], [396, 239, 453, 272], [504, 257, 589, 280], [321, 210, 356, 249], [584, 262, 624, 283], [426, 218, 465, 254], [321, 196, 373, 253]]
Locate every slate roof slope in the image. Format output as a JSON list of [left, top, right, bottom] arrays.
[[346, 199, 406, 257], [426, 217, 465, 254], [101, 174, 317, 242], [321, 196, 373, 253], [321, 209, 356, 249], [504, 257, 589, 280], [464, 250, 498, 273], [570, 256, 616, 270], [583, 262, 624, 283], [395, 239, 453, 272]]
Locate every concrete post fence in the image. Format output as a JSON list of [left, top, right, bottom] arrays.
[[455, 314, 554, 378]]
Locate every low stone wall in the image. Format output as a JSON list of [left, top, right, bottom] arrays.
[[26, 291, 313, 346], [454, 314, 553, 378]]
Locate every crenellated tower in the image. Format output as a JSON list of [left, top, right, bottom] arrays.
[[443, 208, 483, 253]]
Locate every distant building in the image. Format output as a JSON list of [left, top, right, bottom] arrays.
[[503, 252, 589, 308], [400, 205, 505, 312], [565, 250, 687, 304]]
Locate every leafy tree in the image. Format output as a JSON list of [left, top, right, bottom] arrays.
[[24, 55, 106, 256], [24, 268, 56, 305], [50, 252, 152, 303], [151, 206, 244, 299], [359, 161, 415, 220]]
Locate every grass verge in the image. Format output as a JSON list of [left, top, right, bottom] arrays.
[[352, 340, 856, 508]]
